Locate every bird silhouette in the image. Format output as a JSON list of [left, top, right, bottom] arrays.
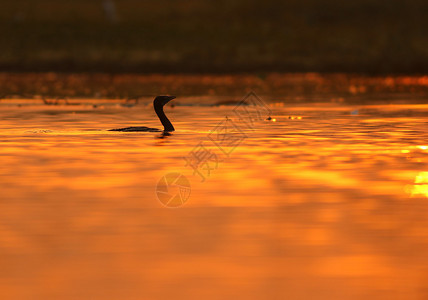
[[109, 95, 176, 132]]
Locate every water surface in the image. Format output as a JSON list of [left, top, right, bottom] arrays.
[[1, 100, 428, 299]]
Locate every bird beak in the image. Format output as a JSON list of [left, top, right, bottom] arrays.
[[165, 96, 176, 103]]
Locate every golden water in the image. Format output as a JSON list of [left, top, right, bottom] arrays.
[[1, 99, 428, 299]]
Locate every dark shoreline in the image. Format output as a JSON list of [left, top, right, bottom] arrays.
[[1, 62, 428, 76], [1, 1, 427, 76]]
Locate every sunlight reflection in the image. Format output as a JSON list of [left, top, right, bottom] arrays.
[[406, 172, 428, 198]]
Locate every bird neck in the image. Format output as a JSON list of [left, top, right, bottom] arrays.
[[154, 103, 175, 132]]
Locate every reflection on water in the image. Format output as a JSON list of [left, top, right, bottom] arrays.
[[1, 100, 428, 299], [406, 172, 428, 198]]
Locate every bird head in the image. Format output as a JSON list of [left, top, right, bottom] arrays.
[[154, 95, 176, 107]]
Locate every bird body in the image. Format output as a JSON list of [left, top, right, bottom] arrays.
[[109, 126, 161, 132]]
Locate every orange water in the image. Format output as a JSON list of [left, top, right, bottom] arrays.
[[1, 100, 428, 299]]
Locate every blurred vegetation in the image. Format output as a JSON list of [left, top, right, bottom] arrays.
[[0, 0, 427, 73], [1, 73, 427, 101]]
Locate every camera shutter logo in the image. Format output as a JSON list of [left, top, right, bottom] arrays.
[[156, 173, 191, 207]]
